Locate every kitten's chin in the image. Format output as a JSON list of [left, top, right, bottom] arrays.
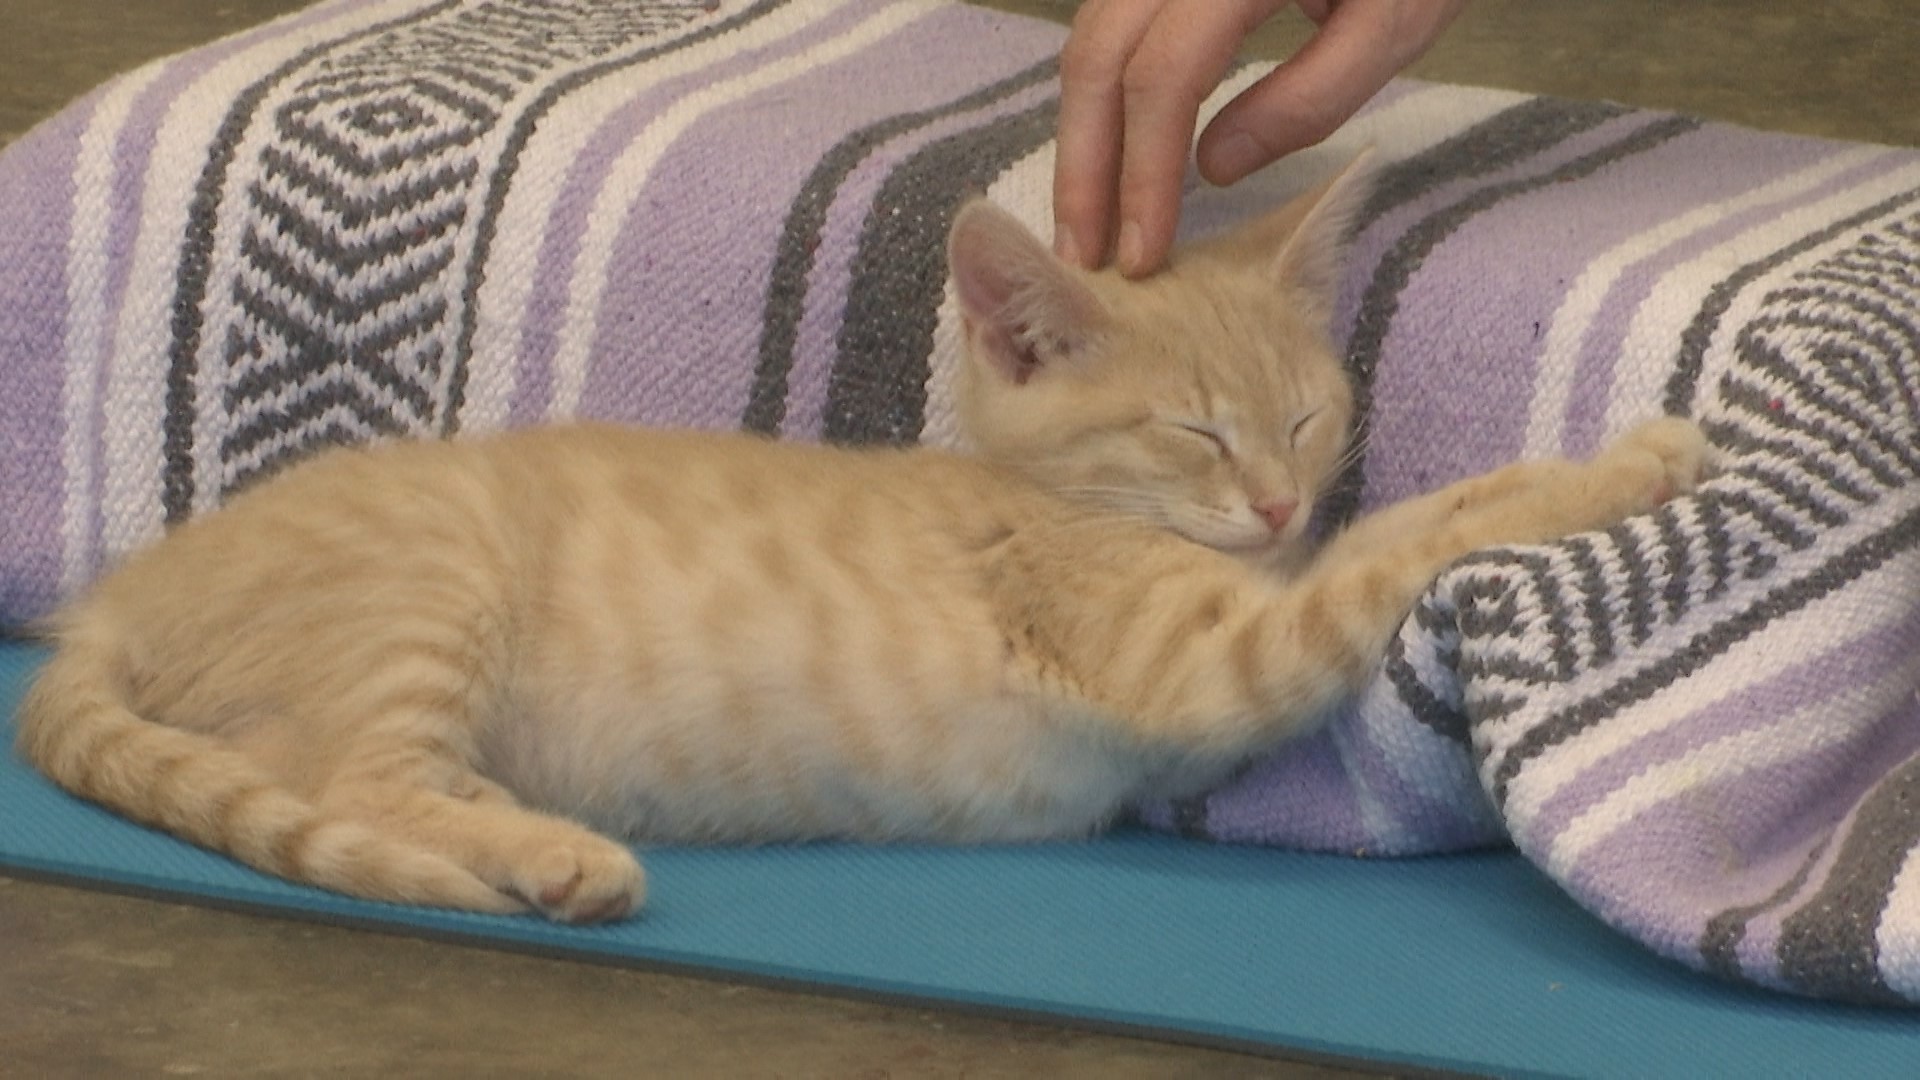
[[1194, 532, 1310, 575], [1242, 542, 1312, 577], [1181, 503, 1317, 562], [1207, 533, 1280, 556], [1194, 531, 1283, 563]]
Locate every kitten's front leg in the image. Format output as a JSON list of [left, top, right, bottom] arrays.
[[1326, 416, 1709, 563], [1051, 418, 1709, 755], [1264, 416, 1710, 699]]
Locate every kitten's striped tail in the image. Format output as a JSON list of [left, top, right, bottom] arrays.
[[14, 626, 522, 915]]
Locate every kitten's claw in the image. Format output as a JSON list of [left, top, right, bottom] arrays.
[[1620, 416, 1711, 497], [1602, 417, 1711, 509], [518, 839, 646, 923]]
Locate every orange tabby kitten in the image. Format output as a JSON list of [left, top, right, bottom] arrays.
[[18, 159, 1707, 922]]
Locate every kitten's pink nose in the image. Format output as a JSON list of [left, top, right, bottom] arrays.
[[1254, 498, 1298, 533]]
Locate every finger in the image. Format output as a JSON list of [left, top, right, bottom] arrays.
[[1054, 0, 1172, 269], [1115, 0, 1285, 277], [1294, 0, 1337, 23], [1197, 0, 1464, 184]]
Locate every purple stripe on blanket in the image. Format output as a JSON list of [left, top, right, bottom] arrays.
[[0, 106, 85, 620], [1339, 718, 1498, 853], [112, 0, 453, 330], [573, 6, 947, 426], [1190, 702, 1496, 855], [80, 7, 357, 564], [577, 4, 1055, 430], [1336, 113, 1651, 503], [1331, 723, 1469, 854], [1173, 728, 1372, 851], [1723, 832, 1851, 990], [778, 79, 1057, 441], [1519, 603, 1920, 851], [1558, 705, 1920, 981], [1367, 113, 1697, 503], [1332, 103, 1624, 355], [1565, 704, 1920, 918], [1733, 752, 1920, 994], [501, 0, 868, 426], [104, 0, 368, 283], [1556, 140, 1910, 455]]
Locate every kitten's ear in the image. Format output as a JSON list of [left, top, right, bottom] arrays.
[[1260, 149, 1377, 321], [948, 199, 1109, 386]]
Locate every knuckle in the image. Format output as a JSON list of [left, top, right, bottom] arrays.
[[1059, 2, 1132, 86], [1051, 184, 1099, 220], [1057, 36, 1113, 86], [1118, 57, 1196, 106], [1267, 88, 1344, 145]]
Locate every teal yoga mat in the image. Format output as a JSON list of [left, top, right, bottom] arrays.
[[1, 640, 1912, 1077]]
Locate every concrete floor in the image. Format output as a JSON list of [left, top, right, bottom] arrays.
[[1, 2, 1914, 1077]]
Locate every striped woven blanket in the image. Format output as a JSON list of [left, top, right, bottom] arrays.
[[1, 0, 1916, 1006]]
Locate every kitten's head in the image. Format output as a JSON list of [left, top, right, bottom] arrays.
[[947, 155, 1371, 565]]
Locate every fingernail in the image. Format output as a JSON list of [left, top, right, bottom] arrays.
[[1117, 220, 1144, 276], [1053, 224, 1082, 267], [1208, 131, 1265, 185]]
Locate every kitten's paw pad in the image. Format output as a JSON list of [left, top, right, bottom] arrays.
[[1607, 417, 1711, 506], [520, 839, 646, 924]]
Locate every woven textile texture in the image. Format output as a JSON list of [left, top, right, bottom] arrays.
[[0, 0, 1915, 1006]]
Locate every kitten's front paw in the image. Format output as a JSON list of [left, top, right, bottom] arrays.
[[517, 835, 646, 924], [1602, 417, 1711, 509]]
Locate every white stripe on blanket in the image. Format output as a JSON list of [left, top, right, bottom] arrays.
[[549, 0, 936, 421], [465, 0, 841, 431], [1526, 145, 1892, 456], [1603, 157, 1920, 438], [1544, 648, 1920, 879], [63, 62, 168, 595], [1499, 569, 1920, 834]]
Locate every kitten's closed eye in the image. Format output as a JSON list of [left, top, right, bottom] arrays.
[[1289, 409, 1324, 447], [1173, 422, 1233, 458]]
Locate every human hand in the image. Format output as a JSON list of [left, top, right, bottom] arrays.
[[1053, 0, 1466, 277]]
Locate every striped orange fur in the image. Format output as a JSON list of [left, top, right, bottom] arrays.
[[17, 159, 1708, 921]]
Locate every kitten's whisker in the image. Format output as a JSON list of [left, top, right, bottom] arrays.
[[1049, 487, 1177, 525], [1329, 435, 1371, 478], [1026, 509, 1165, 537]]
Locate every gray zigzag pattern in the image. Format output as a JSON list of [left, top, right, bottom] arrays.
[[214, 0, 701, 493], [1382, 210, 1920, 789], [1477, 211, 1918, 807]]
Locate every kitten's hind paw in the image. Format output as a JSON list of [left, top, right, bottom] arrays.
[[517, 836, 646, 924], [1606, 417, 1711, 506]]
